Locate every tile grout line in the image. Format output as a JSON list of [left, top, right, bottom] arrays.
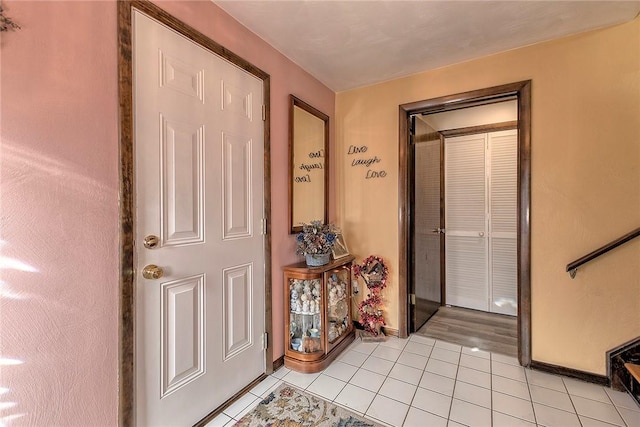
[[562, 376, 589, 426], [507, 373, 601, 425], [523, 367, 632, 425], [400, 350, 428, 427], [359, 342, 380, 422], [523, 366, 538, 426], [445, 342, 462, 425], [604, 388, 631, 427], [374, 345, 405, 426], [489, 351, 494, 426], [603, 386, 631, 427]]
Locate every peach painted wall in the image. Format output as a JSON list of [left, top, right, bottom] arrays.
[[0, 0, 333, 424], [336, 18, 640, 375]]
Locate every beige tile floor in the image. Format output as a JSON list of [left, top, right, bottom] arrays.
[[206, 334, 640, 427]]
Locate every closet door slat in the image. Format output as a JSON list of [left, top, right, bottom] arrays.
[[445, 134, 488, 311], [489, 130, 518, 315]]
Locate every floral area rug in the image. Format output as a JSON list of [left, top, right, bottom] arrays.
[[235, 384, 381, 427]]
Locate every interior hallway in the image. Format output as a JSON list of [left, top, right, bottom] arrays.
[[416, 306, 518, 358]]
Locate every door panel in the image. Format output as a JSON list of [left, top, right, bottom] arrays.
[[445, 235, 488, 311], [223, 264, 253, 358], [491, 238, 517, 315], [489, 130, 518, 315], [134, 10, 265, 426], [410, 118, 442, 332], [161, 115, 204, 245], [222, 133, 252, 238], [161, 275, 205, 397], [445, 134, 487, 234], [445, 134, 489, 312]]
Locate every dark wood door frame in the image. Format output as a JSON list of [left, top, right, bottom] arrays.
[[398, 81, 532, 367], [118, 1, 272, 425]]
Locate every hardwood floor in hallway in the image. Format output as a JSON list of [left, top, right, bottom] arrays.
[[416, 306, 518, 357]]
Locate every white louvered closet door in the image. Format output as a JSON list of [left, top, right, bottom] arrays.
[[445, 130, 517, 316], [489, 130, 518, 315], [445, 134, 489, 312]]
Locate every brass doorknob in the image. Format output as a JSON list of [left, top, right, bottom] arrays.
[[143, 235, 159, 249], [142, 264, 164, 280]]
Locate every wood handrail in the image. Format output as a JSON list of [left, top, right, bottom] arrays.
[[567, 227, 640, 278]]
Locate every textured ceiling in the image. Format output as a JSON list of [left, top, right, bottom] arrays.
[[215, 1, 640, 92]]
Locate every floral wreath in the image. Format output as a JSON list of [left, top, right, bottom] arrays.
[[353, 255, 388, 336], [352, 255, 388, 290]]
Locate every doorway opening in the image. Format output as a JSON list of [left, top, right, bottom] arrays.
[[398, 81, 531, 366]]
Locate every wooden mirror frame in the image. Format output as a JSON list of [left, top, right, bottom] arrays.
[[289, 95, 329, 234]]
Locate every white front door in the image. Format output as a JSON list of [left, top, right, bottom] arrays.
[[133, 10, 266, 426]]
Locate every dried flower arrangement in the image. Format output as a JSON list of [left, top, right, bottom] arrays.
[[353, 255, 388, 338], [0, 6, 20, 32], [295, 220, 339, 256]]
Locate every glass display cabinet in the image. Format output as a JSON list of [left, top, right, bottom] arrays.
[[283, 255, 355, 373]]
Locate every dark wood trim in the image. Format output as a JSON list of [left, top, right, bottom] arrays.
[[273, 355, 285, 372], [530, 360, 609, 386], [439, 121, 517, 138], [567, 227, 640, 274], [288, 95, 330, 234], [382, 327, 400, 337], [125, 1, 268, 80], [398, 80, 532, 366], [193, 374, 267, 427], [518, 81, 532, 367], [117, 2, 135, 425], [118, 1, 273, 425], [401, 82, 523, 114], [288, 98, 294, 234]]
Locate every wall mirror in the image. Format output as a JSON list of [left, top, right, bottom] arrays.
[[289, 95, 329, 234]]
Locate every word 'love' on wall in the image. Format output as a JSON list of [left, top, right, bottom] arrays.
[[347, 145, 387, 179]]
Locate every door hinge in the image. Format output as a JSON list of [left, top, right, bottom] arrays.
[[261, 218, 268, 235], [410, 294, 416, 305], [262, 105, 266, 121], [261, 332, 268, 350]]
